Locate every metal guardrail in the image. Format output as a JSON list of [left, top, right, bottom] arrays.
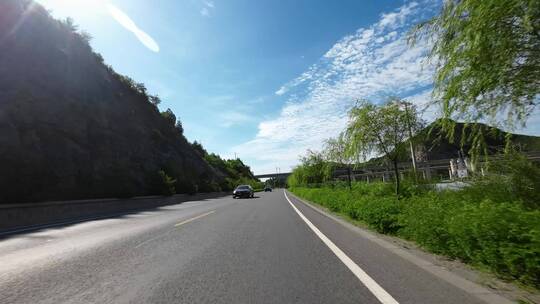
[[254, 173, 291, 179]]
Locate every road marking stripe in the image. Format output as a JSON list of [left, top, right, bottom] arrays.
[[135, 210, 216, 248], [284, 191, 399, 304], [174, 210, 215, 227], [134, 231, 172, 249]]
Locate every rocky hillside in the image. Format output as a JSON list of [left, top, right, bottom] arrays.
[[0, 0, 227, 203]]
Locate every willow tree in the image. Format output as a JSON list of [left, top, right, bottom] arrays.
[[410, 0, 540, 153], [288, 150, 331, 187], [346, 98, 422, 196], [324, 133, 354, 189]]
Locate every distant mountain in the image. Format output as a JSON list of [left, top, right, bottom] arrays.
[[0, 0, 230, 203], [362, 120, 540, 167], [413, 120, 540, 161]]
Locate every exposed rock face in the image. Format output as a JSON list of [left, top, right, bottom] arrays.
[[0, 0, 222, 203]]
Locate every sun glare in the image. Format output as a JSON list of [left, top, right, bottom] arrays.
[[66, 0, 109, 11], [37, 0, 110, 15]]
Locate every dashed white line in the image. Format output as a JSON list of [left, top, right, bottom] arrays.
[[284, 190, 399, 304], [134, 230, 172, 249], [174, 210, 215, 227], [135, 210, 216, 248]]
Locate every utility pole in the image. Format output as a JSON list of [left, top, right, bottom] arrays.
[[275, 167, 278, 188], [278, 167, 280, 188], [403, 101, 417, 175]]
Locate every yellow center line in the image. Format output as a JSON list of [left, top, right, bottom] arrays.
[[174, 210, 215, 227]]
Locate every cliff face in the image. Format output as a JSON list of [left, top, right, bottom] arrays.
[[0, 1, 222, 203]]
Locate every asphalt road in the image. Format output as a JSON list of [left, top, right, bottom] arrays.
[[0, 191, 507, 304]]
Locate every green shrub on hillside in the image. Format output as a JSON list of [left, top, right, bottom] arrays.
[[158, 170, 176, 196], [190, 143, 261, 192]]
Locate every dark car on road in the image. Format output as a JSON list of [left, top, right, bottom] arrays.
[[233, 185, 254, 198], [264, 186, 272, 192]]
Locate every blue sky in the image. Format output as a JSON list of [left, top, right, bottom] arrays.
[[36, 0, 540, 174]]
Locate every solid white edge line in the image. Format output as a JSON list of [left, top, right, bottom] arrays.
[[284, 190, 399, 304]]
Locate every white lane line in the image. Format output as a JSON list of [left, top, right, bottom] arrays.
[[135, 210, 216, 248], [174, 210, 215, 227], [283, 191, 399, 304], [134, 230, 173, 249]]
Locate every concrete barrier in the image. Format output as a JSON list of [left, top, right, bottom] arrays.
[[0, 192, 228, 233]]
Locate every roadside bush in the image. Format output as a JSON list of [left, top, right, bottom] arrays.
[[357, 196, 402, 234], [447, 152, 540, 210], [444, 200, 540, 285], [343, 181, 392, 197], [481, 153, 540, 208], [290, 179, 540, 288], [398, 192, 458, 254], [399, 177, 434, 198]]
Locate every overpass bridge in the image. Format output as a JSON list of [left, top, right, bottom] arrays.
[[254, 172, 291, 179]]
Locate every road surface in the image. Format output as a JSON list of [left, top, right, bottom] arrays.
[[0, 191, 508, 304]]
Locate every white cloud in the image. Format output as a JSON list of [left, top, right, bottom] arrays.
[[219, 111, 255, 128], [275, 69, 315, 95], [200, 7, 210, 17], [236, 0, 441, 174], [275, 87, 287, 96], [404, 89, 440, 122], [200, 0, 215, 17], [204, 94, 266, 128], [107, 3, 159, 52], [378, 1, 419, 30], [516, 109, 540, 136]]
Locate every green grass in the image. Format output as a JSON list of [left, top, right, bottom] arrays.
[[290, 180, 540, 289]]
